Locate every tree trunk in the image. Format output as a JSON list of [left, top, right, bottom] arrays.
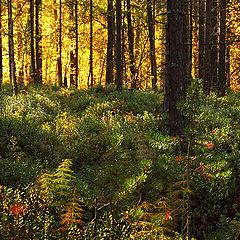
[[183, 0, 192, 84], [75, 0, 78, 88], [203, 0, 212, 94], [0, 0, 3, 91], [217, 0, 227, 96], [106, 0, 114, 85], [211, 0, 218, 91], [116, 0, 122, 91], [147, 0, 157, 90], [126, 0, 136, 88], [204, 0, 218, 94], [8, 0, 17, 94], [164, 0, 186, 136], [58, 0, 63, 86], [30, 0, 36, 84], [89, 0, 93, 87], [226, 27, 230, 87], [198, 0, 205, 80], [35, 0, 42, 84]]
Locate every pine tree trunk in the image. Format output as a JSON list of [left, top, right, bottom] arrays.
[[106, 0, 114, 85], [183, 0, 192, 84], [204, 0, 218, 94], [0, 0, 3, 91], [164, 0, 186, 136], [8, 0, 17, 94], [35, 0, 42, 84], [198, 0, 205, 80], [30, 0, 36, 84], [211, 0, 218, 91], [203, 0, 212, 94], [116, 0, 122, 91], [126, 0, 136, 88], [217, 0, 227, 96], [89, 0, 93, 87], [58, 0, 63, 86], [75, 0, 78, 88], [147, 0, 157, 90]]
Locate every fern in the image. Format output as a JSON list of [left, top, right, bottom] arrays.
[[38, 159, 76, 206], [61, 191, 84, 231]]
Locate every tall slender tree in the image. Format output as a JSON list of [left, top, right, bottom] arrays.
[[203, 0, 212, 94], [89, 0, 93, 87], [58, 0, 63, 86], [198, 0, 205, 80], [164, 0, 186, 136], [217, 0, 227, 96], [106, 0, 114, 85], [35, 0, 42, 84], [116, 0, 123, 90], [30, 0, 36, 83], [8, 0, 17, 94], [0, 0, 2, 91], [126, 0, 136, 88], [211, 0, 218, 91], [147, 0, 157, 90], [75, 0, 79, 88], [204, 0, 218, 94], [183, 0, 192, 83]]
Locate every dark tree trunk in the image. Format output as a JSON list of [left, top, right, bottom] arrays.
[[226, 27, 230, 87], [204, 0, 218, 94], [89, 0, 93, 87], [126, 0, 136, 88], [106, 0, 114, 85], [35, 0, 42, 84], [122, 0, 126, 83], [8, 0, 17, 94], [147, 0, 157, 90], [164, 0, 186, 136], [203, 0, 212, 94], [211, 0, 218, 91], [116, 0, 122, 91], [0, 0, 2, 91], [183, 0, 192, 84], [58, 0, 63, 86], [198, 0, 205, 80], [75, 0, 78, 88], [30, 0, 36, 84], [70, 50, 76, 86], [217, 0, 227, 96]]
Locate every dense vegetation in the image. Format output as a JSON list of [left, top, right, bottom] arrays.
[[0, 83, 239, 239]]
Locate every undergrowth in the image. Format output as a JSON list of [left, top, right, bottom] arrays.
[[0, 83, 239, 239]]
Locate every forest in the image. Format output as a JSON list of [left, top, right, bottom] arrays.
[[0, 0, 240, 239]]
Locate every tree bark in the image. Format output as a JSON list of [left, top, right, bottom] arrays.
[[35, 0, 42, 84], [75, 0, 78, 88], [106, 0, 114, 85], [183, 0, 192, 84], [147, 0, 157, 90], [217, 0, 227, 96], [198, 0, 205, 80], [126, 0, 136, 88], [0, 0, 3, 91], [8, 0, 17, 94], [116, 0, 122, 91], [164, 0, 186, 136], [204, 0, 218, 94], [30, 0, 36, 84], [58, 0, 63, 86], [89, 0, 93, 87]]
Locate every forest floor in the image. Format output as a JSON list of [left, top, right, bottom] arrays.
[[0, 83, 240, 239]]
